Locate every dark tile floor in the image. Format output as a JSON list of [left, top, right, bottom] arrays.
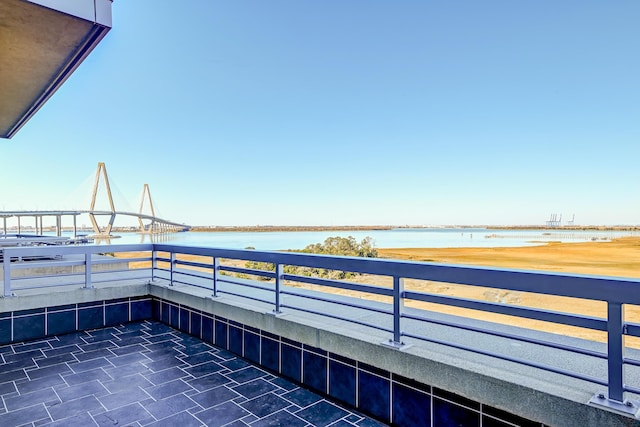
[[0, 321, 386, 427]]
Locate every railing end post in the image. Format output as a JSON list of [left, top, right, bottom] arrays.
[[3, 249, 12, 297], [606, 302, 626, 403], [211, 257, 219, 298], [391, 276, 405, 346], [83, 252, 93, 289], [274, 263, 283, 314], [151, 249, 157, 282], [169, 252, 176, 287]]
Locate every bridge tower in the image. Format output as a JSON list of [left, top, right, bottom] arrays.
[[138, 184, 157, 233], [88, 162, 116, 236]]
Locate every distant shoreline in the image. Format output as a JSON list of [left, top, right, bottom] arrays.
[[17, 224, 640, 234], [189, 225, 395, 233], [188, 225, 640, 233]]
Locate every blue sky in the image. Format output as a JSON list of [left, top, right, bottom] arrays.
[[2, 1, 640, 227]]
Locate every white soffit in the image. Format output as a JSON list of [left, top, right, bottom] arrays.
[[0, 0, 112, 138]]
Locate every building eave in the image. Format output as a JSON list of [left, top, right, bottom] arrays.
[[0, 0, 112, 139]]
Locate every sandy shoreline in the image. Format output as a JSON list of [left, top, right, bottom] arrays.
[[378, 236, 640, 278], [375, 237, 640, 344]]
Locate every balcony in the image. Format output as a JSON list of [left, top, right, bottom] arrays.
[[2, 243, 640, 426]]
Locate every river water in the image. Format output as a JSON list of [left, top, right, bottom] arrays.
[[84, 228, 640, 251]]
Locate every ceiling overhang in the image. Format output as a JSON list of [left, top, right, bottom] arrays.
[[0, 0, 112, 139]]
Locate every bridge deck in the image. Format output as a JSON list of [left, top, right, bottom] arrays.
[[1, 210, 189, 237]]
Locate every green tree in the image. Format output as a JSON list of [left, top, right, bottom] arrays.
[[300, 236, 377, 258], [245, 236, 377, 280]]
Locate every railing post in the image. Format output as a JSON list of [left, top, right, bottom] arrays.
[[3, 249, 12, 297], [607, 302, 625, 403], [170, 252, 176, 286], [212, 257, 219, 298], [151, 249, 157, 282], [394, 276, 403, 344], [84, 253, 93, 289], [383, 276, 409, 349], [273, 263, 283, 314], [590, 302, 639, 416]]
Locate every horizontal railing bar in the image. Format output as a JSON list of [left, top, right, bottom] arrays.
[[89, 274, 149, 284], [402, 312, 608, 360], [92, 257, 151, 265], [170, 279, 215, 292], [170, 268, 213, 282], [168, 267, 274, 288], [159, 254, 276, 280], [218, 265, 276, 279], [11, 279, 86, 290], [402, 331, 608, 387], [623, 358, 640, 368], [280, 289, 394, 316], [282, 274, 395, 297], [215, 289, 273, 306], [8, 271, 149, 291], [173, 260, 213, 270], [624, 385, 640, 394], [91, 269, 150, 277], [215, 277, 275, 293], [11, 275, 144, 288], [404, 290, 607, 331], [8, 268, 144, 282], [8, 260, 85, 269], [217, 280, 274, 294], [3, 244, 153, 257], [625, 323, 640, 338], [90, 270, 139, 277], [7, 272, 84, 281], [153, 244, 640, 304], [280, 303, 393, 334]]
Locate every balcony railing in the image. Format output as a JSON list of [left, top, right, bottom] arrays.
[[3, 243, 640, 416]]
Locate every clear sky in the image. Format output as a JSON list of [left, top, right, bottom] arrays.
[[2, 1, 639, 227]]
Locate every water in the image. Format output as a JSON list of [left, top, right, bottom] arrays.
[[72, 228, 640, 251]]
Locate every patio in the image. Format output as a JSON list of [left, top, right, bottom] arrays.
[[0, 320, 383, 427]]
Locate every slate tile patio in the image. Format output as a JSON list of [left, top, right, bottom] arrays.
[[0, 321, 385, 426]]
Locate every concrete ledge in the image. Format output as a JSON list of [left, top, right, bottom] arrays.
[[0, 281, 149, 312]]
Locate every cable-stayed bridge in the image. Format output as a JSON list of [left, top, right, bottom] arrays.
[[1, 163, 190, 238]]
